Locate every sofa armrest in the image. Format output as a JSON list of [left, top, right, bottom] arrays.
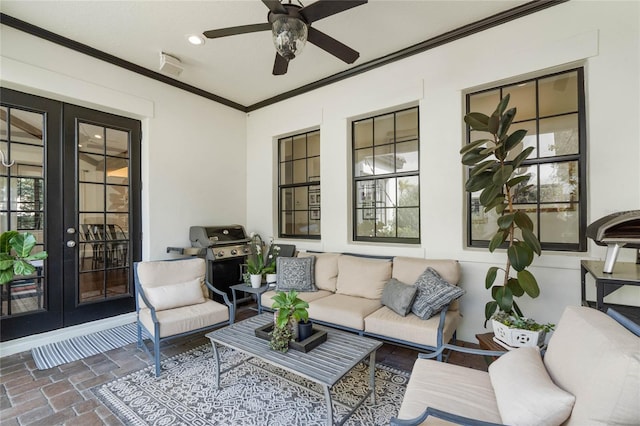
[[391, 407, 504, 426]]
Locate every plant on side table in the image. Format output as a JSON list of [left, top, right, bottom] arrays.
[[461, 93, 553, 347], [246, 233, 280, 288], [0, 231, 48, 284], [269, 290, 309, 352]]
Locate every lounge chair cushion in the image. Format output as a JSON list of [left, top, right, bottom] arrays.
[[144, 277, 205, 311]]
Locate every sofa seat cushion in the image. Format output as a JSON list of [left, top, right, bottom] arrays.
[[297, 252, 341, 292], [490, 346, 575, 425], [544, 306, 640, 425], [261, 289, 333, 309], [139, 300, 229, 338], [336, 255, 392, 300], [397, 358, 502, 425], [364, 306, 461, 348], [308, 294, 382, 330]]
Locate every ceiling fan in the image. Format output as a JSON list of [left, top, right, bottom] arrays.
[[203, 0, 368, 75]]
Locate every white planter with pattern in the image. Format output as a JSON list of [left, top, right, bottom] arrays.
[[492, 320, 545, 348]]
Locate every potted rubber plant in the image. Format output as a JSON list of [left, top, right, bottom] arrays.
[[269, 290, 309, 352], [460, 93, 553, 346], [0, 231, 48, 284]]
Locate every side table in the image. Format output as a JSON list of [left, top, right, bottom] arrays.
[[476, 332, 505, 365], [230, 283, 271, 319]]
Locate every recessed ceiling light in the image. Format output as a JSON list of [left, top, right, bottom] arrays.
[[187, 34, 205, 46], [94, 134, 102, 139]]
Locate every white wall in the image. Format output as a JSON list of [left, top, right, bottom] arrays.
[[0, 26, 247, 261], [246, 1, 640, 341]]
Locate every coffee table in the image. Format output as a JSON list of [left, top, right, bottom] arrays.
[[205, 313, 383, 426]]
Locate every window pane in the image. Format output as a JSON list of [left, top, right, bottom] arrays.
[[374, 114, 394, 146], [292, 134, 306, 160], [377, 178, 396, 207], [80, 183, 104, 212], [106, 157, 129, 185], [398, 176, 419, 207], [353, 119, 372, 149], [78, 123, 105, 155], [12, 144, 44, 178], [107, 185, 128, 212], [469, 90, 500, 116], [106, 128, 128, 158], [540, 161, 579, 203], [292, 159, 306, 184], [280, 137, 292, 162], [397, 208, 419, 238], [396, 141, 418, 172], [307, 131, 320, 156], [507, 120, 537, 160], [512, 165, 538, 204], [376, 209, 396, 237], [540, 204, 579, 244], [354, 148, 373, 177], [503, 81, 536, 121], [356, 212, 376, 238], [281, 188, 293, 210], [294, 211, 308, 235], [539, 71, 578, 117], [294, 186, 308, 210], [307, 157, 320, 182], [0, 107, 7, 140], [9, 109, 43, 145], [539, 114, 579, 157], [281, 211, 294, 234], [357, 180, 375, 208], [373, 145, 394, 175], [280, 161, 293, 185], [396, 108, 418, 142], [79, 153, 105, 183]]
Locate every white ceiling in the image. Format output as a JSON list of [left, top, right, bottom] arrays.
[[1, 0, 531, 108]]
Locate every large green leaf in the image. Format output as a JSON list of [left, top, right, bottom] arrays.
[[497, 214, 514, 230], [13, 259, 35, 276], [0, 259, 14, 271], [459, 138, 493, 154], [489, 230, 508, 252], [465, 172, 494, 192], [508, 243, 533, 271], [506, 175, 530, 189], [0, 231, 18, 254], [497, 108, 516, 140], [470, 160, 496, 177], [0, 269, 14, 285], [479, 145, 497, 156], [26, 251, 49, 261], [504, 129, 527, 152], [511, 146, 535, 170], [506, 277, 525, 297], [494, 94, 510, 117], [479, 184, 501, 206], [483, 195, 506, 212], [517, 269, 540, 298], [521, 227, 542, 255], [514, 211, 534, 230], [10, 233, 36, 258], [485, 267, 499, 289], [492, 165, 514, 187], [461, 148, 491, 166], [484, 301, 498, 323], [464, 113, 490, 131], [495, 286, 513, 312], [487, 114, 500, 134]]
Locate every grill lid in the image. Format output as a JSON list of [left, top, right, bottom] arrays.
[[189, 225, 250, 248]]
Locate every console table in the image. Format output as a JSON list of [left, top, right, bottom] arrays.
[[580, 260, 640, 324]]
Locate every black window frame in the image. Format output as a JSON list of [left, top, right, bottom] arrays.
[[352, 106, 421, 244], [277, 129, 321, 240], [464, 67, 587, 252]]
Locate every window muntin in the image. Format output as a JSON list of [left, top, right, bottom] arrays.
[[278, 130, 320, 239], [466, 68, 586, 251], [353, 107, 420, 243]]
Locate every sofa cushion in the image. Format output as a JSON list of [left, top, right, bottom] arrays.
[[336, 255, 392, 300], [144, 277, 206, 311], [397, 358, 502, 424], [136, 258, 208, 308], [297, 252, 341, 292], [381, 278, 417, 316], [261, 289, 332, 309], [308, 294, 381, 330], [276, 256, 316, 292], [411, 268, 465, 319], [365, 306, 461, 348], [544, 306, 640, 425], [489, 346, 575, 425]]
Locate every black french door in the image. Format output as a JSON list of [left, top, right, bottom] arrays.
[[0, 88, 141, 341]]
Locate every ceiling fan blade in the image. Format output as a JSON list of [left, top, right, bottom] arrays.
[[203, 23, 271, 39], [307, 27, 359, 64], [300, 0, 367, 23], [262, 0, 287, 15], [273, 53, 289, 75]]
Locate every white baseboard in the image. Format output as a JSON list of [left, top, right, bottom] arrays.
[[0, 312, 137, 358]]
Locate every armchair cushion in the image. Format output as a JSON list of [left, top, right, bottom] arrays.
[[144, 277, 205, 311], [411, 268, 465, 320], [489, 346, 575, 426]]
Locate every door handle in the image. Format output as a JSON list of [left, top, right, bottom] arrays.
[[66, 240, 76, 248]]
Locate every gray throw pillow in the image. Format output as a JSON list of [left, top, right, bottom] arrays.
[[411, 267, 465, 320], [276, 256, 316, 292], [381, 278, 418, 317]]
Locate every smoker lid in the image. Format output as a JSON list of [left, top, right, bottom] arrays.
[[189, 225, 250, 247], [586, 210, 640, 248]]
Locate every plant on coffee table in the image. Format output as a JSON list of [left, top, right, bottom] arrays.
[[269, 290, 309, 352]]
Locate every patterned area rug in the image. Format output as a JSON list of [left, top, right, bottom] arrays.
[[32, 323, 149, 370], [94, 344, 410, 425]]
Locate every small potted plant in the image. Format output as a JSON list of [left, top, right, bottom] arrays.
[[246, 234, 280, 288], [461, 94, 552, 344], [269, 290, 309, 352], [0, 231, 48, 284]]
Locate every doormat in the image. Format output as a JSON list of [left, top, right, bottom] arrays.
[[31, 322, 148, 370], [94, 344, 410, 425]]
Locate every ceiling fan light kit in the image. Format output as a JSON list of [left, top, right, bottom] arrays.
[[203, 0, 367, 75]]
